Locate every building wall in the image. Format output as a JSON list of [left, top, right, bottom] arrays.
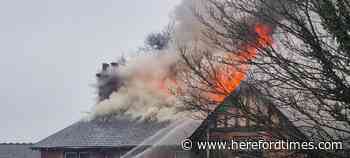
[[39, 149, 131, 158], [120, 146, 198, 158], [40, 150, 63, 158], [89, 152, 105, 158]]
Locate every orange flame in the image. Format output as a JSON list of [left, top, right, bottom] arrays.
[[158, 77, 178, 96], [208, 23, 273, 102], [153, 23, 272, 101]]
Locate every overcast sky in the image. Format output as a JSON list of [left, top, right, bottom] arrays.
[[0, 0, 181, 143]]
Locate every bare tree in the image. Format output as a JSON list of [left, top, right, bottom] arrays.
[[143, 23, 174, 51], [177, 0, 350, 157]]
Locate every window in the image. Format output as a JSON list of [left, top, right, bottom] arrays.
[[79, 152, 90, 158], [216, 115, 227, 128], [238, 117, 247, 127], [216, 108, 240, 128], [227, 116, 237, 127], [64, 152, 90, 158], [249, 120, 257, 126], [65, 152, 78, 158]]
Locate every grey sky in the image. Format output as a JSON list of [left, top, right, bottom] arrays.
[[0, 0, 181, 142]]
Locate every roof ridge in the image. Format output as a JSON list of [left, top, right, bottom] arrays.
[[0, 142, 34, 145]]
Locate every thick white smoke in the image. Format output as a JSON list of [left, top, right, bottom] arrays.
[[89, 0, 223, 122], [88, 0, 211, 122], [173, 0, 221, 52], [92, 52, 188, 122]]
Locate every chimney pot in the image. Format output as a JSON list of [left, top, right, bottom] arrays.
[[102, 63, 109, 71], [111, 62, 119, 67]]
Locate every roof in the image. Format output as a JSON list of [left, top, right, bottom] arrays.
[[190, 82, 307, 141], [0, 143, 40, 158], [33, 117, 169, 149]]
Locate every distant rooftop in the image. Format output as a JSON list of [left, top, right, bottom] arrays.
[[0, 143, 40, 158]]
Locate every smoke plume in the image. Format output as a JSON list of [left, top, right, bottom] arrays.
[[90, 0, 275, 122], [90, 0, 210, 122]]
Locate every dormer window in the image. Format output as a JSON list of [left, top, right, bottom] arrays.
[[214, 107, 257, 129]]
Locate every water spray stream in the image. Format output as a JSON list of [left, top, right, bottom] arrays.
[[121, 119, 202, 158]]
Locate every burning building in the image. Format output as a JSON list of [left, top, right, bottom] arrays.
[[31, 62, 201, 158], [30, 62, 315, 158], [27, 0, 349, 157], [30, 2, 310, 157]]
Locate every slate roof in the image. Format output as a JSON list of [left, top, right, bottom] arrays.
[[0, 143, 40, 158], [33, 118, 169, 149]]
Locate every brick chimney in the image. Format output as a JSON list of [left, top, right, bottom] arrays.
[[96, 62, 123, 102], [102, 63, 109, 71]]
